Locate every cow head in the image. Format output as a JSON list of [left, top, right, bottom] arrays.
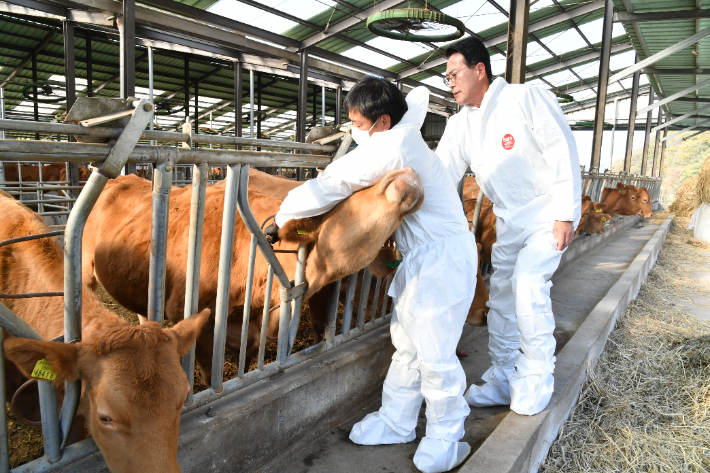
[[4, 309, 211, 473], [638, 187, 653, 217], [278, 168, 424, 299], [576, 196, 595, 236]]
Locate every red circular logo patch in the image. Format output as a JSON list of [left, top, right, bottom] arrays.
[[502, 134, 515, 150]]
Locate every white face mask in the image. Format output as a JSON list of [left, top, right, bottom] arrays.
[[351, 117, 379, 146]]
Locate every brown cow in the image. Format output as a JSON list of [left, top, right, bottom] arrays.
[[0, 190, 210, 473], [58, 164, 92, 183], [249, 171, 490, 330], [601, 183, 644, 217], [82, 168, 424, 384], [578, 204, 611, 235], [638, 187, 653, 218]]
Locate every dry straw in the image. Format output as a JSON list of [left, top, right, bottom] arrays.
[[541, 218, 710, 473], [670, 176, 700, 217], [697, 156, 710, 204]]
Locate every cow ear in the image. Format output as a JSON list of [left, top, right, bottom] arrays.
[[368, 246, 399, 278], [617, 183, 628, 194], [168, 308, 212, 356], [595, 203, 608, 212], [4, 338, 81, 386], [278, 217, 322, 244]]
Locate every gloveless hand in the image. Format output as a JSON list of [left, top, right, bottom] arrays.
[[553, 220, 574, 251]]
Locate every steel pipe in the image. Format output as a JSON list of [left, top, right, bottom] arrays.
[[211, 164, 241, 391], [324, 279, 341, 347], [238, 235, 258, 378], [287, 244, 307, 355], [341, 273, 358, 338], [471, 189, 484, 235], [590, 0, 614, 172], [0, 328, 8, 473], [356, 268, 372, 331], [257, 265, 274, 370], [38, 381, 62, 462], [370, 277, 382, 322], [182, 162, 207, 403], [147, 161, 173, 323]]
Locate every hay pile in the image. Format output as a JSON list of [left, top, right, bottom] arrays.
[[670, 176, 700, 217], [541, 218, 710, 473], [697, 156, 710, 204]]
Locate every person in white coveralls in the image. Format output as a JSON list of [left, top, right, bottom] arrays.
[[436, 37, 581, 416], [265, 77, 477, 473]]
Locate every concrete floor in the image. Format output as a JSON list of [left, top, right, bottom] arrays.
[[677, 251, 710, 322], [270, 222, 662, 473]]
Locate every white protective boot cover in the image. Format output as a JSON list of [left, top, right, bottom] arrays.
[[413, 438, 471, 473]]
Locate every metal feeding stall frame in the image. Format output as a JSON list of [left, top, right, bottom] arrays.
[[0, 96, 395, 472]]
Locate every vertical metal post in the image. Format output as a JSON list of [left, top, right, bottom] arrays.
[[211, 164, 241, 391], [640, 88, 655, 175], [64, 21, 79, 194], [148, 46, 155, 145], [370, 277, 382, 322], [312, 84, 317, 129], [257, 71, 261, 149], [184, 54, 190, 126], [235, 61, 242, 145], [38, 381, 61, 462], [356, 268, 372, 331], [0, 88, 5, 141], [651, 109, 663, 177], [0, 329, 7, 473], [321, 85, 326, 126], [505, 0, 530, 84], [341, 273, 358, 337], [589, 0, 614, 172], [194, 80, 199, 134], [119, 0, 135, 99], [249, 69, 254, 150], [257, 265, 274, 370], [335, 85, 342, 126], [147, 160, 172, 324], [323, 279, 341, 348], [32, 51, 39, 140], [182, 162, 207, 404], [297, 49, 308, 143], [609, 98, 619, 172], [85, 32, 93, 97], [287, 244, 307, 354], [238, 235, 258, 378], [623, 64, 640, 174], [658, 128, 668, 177]]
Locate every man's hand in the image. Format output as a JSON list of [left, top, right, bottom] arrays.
[[264, 223, 280, 245], [553, 220, 574, 251]]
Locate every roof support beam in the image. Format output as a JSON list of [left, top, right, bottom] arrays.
[[526, 42, 632, 79], [607, 25, 710, 84], [505, 0, 530, 84], [624, 58, 640, 173], [636, 76, 710, 115], [641, 67, 710, 75], [614, 8, 710, 22], [662, 117, 710, 142], [0, 30, 55, 88], [398, 0, 604, 79], [590, 0, 614, 173], [652, 103, 710, 132], [562, 87, 650, 113]]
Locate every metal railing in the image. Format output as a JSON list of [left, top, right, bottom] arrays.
[[582, 171, 662, 203], [0, 107, 390, 471], [0, 161, 82, 217]]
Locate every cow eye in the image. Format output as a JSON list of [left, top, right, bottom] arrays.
[[99, 415, 113, 423]]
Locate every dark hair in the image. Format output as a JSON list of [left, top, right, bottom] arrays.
[[445, 37, 493, 82], [344, 76, 408, 128]]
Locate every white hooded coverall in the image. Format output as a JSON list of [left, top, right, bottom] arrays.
[[436, 78, 581, 416], [275, 87, 477, 473]]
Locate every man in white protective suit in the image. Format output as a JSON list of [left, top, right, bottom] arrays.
[[265, 77, 478, 473], [436, 37, 582, 416]]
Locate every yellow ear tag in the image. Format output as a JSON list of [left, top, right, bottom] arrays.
[[297, 229, 309, 235], [601, 217, 607, 222], [595, 208, 602, 212], [31, 359, 57, 381]]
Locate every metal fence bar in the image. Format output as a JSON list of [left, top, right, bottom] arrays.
[[182, 162, 208, 405], [370, 277, 382, 322], [257, 264, 274, 370], [356, 268, 372, 331], [210, 164, 242, 391], [38, 381, 62, 462], [238, 235, 258, 379], [380, 275, 393, 319], [147, 161, 173, 324], [0, 329, 8, 473], [324, 279, 341, 347], [287, 244, 307, 355], [341, 273, 358, 337]]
